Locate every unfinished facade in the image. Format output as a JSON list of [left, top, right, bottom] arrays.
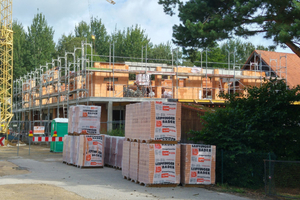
[[12, 43, 288, 137]]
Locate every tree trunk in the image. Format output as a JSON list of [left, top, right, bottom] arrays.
[[285, 41, 300, 58]]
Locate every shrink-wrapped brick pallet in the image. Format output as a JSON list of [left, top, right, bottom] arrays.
[[104, 136, 125, 169], [68, 105, 101, 135], [69, 136, 74, 164], [77, 135, 105, 167], [104, 136, 112, 165], [63, 135, 73, 164], [62, 135, 105, 168], [181, 144, 216, 185], [125, 102, 181, 142], [138, 143, 180, 185], [122, 140, 131, 178], [130, 142, 140, 182], [116, 137, 124, 169], [110, 137, 117, 166], [62, 135, 69, 163], [72, 136, 79, 165]]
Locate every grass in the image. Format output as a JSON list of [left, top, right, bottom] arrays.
[[216, 183, 246, 194], [103, 126, 125, 137]]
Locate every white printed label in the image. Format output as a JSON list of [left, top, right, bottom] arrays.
[[189, 144, 212, 184], [155, 102, 177, 141], [153, 144, 177, 184], [84, 135, 103, 166]]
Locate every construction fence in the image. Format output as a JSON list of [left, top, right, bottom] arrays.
[[8, 121, 125, 143], [216, 150, 276, 188], [264, 160, 300, 199]]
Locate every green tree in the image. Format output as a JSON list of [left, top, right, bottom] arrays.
[[220, 39, 275, 65], [192, 47, 227, 68], [111, 25, 150, 62], [91, 17, 110, 57], [13, 20, 27, 79], [191, 79, 300, 160], [24, 13, 56, 71], [148, 41, 173, 64], [75, 21, 91, 41], [123, 25, 151, 61], [158, 0, 300, 57], [56, 33, 81, 55]]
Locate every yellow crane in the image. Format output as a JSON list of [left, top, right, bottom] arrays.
[[0, 0, 13, 138], [106, 0, 116, 5], [0, 0, 115, 139]]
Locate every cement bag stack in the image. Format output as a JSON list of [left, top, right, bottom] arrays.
[[104, 135, 125, 169], [122, 101, 181, 186], [63, 105, 104, 168], [181, 144, 216, 185]]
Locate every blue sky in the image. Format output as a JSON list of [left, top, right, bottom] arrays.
[[13, 0, 292, 54]]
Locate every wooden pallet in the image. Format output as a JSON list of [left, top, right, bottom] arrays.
[[105, 164, 122, 170], [62, 161, 75, 166], [123, 176, 131, 181], [130, 179, 139, 184], [139, 140, 178, 144], [181, 184, 208, 188], [139, 183, 178, 187], [77, 165, 104, 169]]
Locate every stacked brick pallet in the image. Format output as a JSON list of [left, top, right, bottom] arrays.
[[63, 135, 105, 168], [125, 101, 181, 142], [63, 105, 104, 168], [104, 135, 125, 169], [122, 101, 181, 186], [68, 105, 101, 135], [181, 144, 216, 185]]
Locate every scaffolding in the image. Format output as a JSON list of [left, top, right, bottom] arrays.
[[11, 41, 280, 141]]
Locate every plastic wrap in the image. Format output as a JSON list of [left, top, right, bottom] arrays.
[[116, 137, 125, 168], [181, 144, 216, 185], [104, 136, 112, 165], [122, 140, 131, 178], [77, 135, 105, 167], [68, 105, 101, 134], [139, 143, 180, 185], [129, 142, 139, 182], [125, 102, 181, 142]]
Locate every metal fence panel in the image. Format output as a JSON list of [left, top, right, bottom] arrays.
[[264, 160, 300, 199]]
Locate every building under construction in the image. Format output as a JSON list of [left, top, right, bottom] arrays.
[[11, 41, 290, 137]]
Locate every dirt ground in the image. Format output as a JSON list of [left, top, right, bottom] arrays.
[[0, 161, 29, 177], [0, 184, 92, 200]]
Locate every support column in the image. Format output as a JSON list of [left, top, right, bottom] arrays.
[[107, 101, 113, 132], [212, 69, 220, 100], [155, 67, 162, 98]]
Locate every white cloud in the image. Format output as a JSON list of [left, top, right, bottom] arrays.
[[13, 0, 292, 54]]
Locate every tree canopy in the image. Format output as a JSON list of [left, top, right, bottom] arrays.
[[190, 79, 300, 160], [13, 20, 27, 79], [24, 13, 56, 71], [158, 0, 300, 57]]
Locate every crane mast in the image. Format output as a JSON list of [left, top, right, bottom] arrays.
[[0, 0, 13, 135]]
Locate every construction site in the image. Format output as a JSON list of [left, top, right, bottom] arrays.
[[8, 41, 290, 138], [2, 0, 300, 199]]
